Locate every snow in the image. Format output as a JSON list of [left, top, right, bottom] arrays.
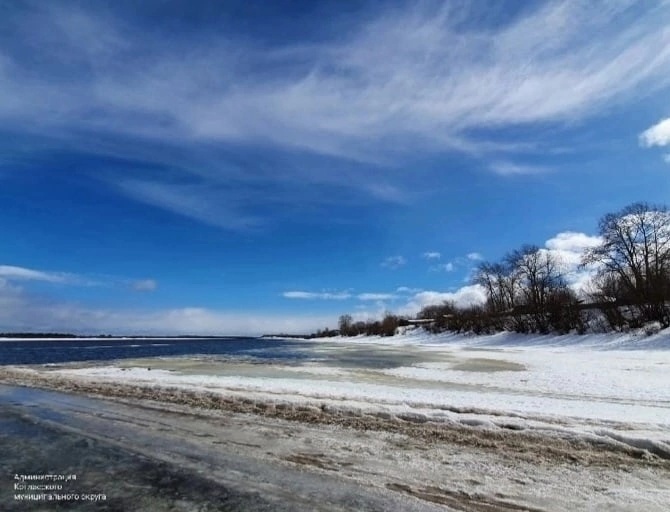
[[48, 328, 670, 459]]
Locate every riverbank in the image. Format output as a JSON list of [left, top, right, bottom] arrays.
[[2, 330, 670, 509], [2, 381, 669, 511], [0, 384, 443, 511]]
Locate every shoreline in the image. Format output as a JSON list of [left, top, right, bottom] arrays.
[[2, 369, 670, 510], [3, 330, 670, 510], [2, 366, 668, 466]]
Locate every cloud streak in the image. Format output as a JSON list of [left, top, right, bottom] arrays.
[[0, 273, 332, 335], [0, 265, 69, 284], [282, 291, 352, 300], [2, 1, 669, 231], [3, 1, 669, 162], [490, 162, 550, 176], [117, 179, 263, 231], [132, 279, 157, 292], [381, 256, 406, 269], [422, 252, 441, 260], [0, 296, 332, 336], [357, 293, 398, 301]]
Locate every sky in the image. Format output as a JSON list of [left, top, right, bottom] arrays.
[[1, 0, 670, 335]]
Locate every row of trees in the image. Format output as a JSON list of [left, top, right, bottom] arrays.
[[338, 313, 403, 337], [333, 202, 670, 337], [472, 245, 581, 333], [452, 202, 670, 333]]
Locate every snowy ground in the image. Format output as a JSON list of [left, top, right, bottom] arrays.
[[3, 329, 670, 510], [28, 328, 670, 459]]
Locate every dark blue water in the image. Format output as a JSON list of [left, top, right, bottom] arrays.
[[0, 337, 312, 365]]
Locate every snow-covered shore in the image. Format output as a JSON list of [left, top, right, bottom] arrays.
[[6, 328, 670, 459], [3, 329, 670, 510]]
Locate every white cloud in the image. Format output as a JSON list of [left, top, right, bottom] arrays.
[[0, 265, 68, 283], [117, 180, 263, 232], [0, 264, 155, 290], [422, 251, 441, 260], [543, 231, 603, 294], [0, 279, 333, 335], [0, 278, 24, 309], [282, 291, 351, 300], [545, 231, 602, 252], [431, 262, 455, 272], [398, 285, 487, 316], [0, 300, 332, 336], [2, 1, 669, 234], [381, 256, 406, 269], [640, 117, 670, 147], [366, 183, 408, 203], [428, 252, 484, 273], [132, 279, 157, 292], [3, 1, 670, 166], [489, 162, 549, 176], [396, 286, 422, 294], [357, 293, 397, 301]]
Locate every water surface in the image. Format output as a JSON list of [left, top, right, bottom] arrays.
[[0, 337, 312, 365]]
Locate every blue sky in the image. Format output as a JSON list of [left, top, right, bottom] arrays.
[[1, 0, 670, 335]]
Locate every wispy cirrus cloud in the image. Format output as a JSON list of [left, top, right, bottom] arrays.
[[3, 1, 670, 164], [0, 290, 332, 336], [0, 263, 157, 293], [431, 262, 455, 272], [117, 180, 264, 231], [282, 290, 401, 302], [357, 293, 398, 301], [490, 161, 550, 176], [132, 279, 157, 292], [2, 1, 670, 232], [396, 286, 422, 294], [381, 256, 406, 269], [282, 291, 352, 300], [0, 265, 69, 284], [422, 251, 441, 260], [429, 251, 483, 273], [0, 264, 328, 335], [0, 264, 106, 287]]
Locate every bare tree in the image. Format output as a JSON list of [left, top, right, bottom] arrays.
[[380, 312, 399, 336], [338, 314, 353, 336], [507, 245, 567, 332], [474, 261, 519, 313], [583, 202, 670, 327]]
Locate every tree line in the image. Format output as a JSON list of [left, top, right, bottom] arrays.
[[335, 202, 670, 337]]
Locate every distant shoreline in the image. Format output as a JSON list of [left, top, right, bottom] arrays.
[[0, 334, 259, 340]]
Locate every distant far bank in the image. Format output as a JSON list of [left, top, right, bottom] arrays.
[[0, 332, 256, 339]]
